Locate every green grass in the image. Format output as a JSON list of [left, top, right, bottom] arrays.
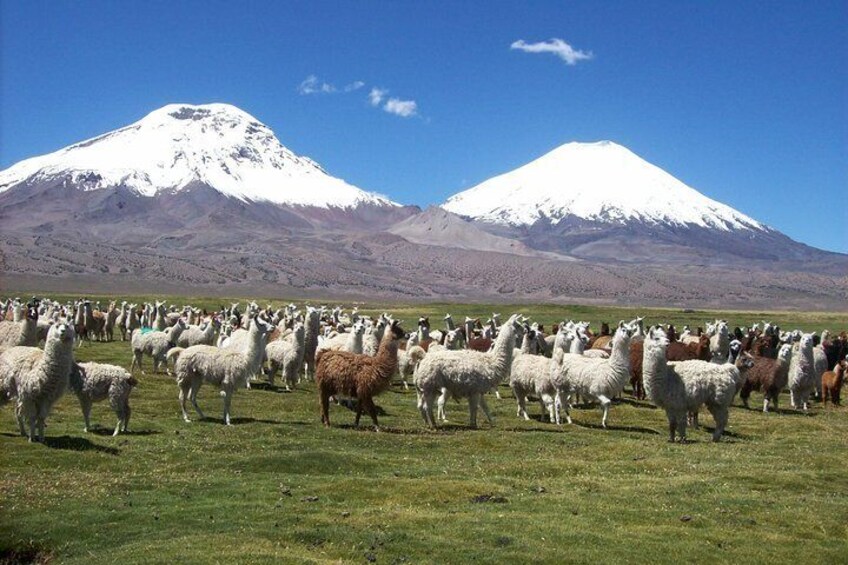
[[2, 297, 847, 564]]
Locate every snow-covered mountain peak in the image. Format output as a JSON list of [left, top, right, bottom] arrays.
[[442, 141, 765, 232], [0, 103, 397, 209]]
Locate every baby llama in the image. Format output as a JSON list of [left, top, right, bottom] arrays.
[[69, 362, 138, 435]]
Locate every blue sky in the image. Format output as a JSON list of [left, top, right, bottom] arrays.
[[2, 0, 846, 253]]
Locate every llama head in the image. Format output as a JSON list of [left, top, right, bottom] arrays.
[[799, 333, 814, 351], [389, 319, 405, 340], [777, 343, 793, 363], [48, 320, 75, 344], [647, 325, 669, 347], [252, 315, 275, 336], [735, 351, 755, 370]]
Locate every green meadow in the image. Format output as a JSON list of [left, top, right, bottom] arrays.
[[1, 296, 846, 564]]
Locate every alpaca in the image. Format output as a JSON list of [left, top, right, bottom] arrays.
[[265, 322, 307, 390], [551, 322, 635, 428], [821, 360, 845, 406], [0, 303, 38, 352], [174, 315, 275, 425], [415, 314, 520, 428], [130, 319, 186, 374], [12, 321, 76, 441], [177, 317, 220, 348], [709, 320, 730, 363], [102, 301, 119, 341], [69, 362, 138, 435], [510, 353, 558, 423], [788, 333, 816, 411], [397, 345, 426, 390], [302, 307, 322, 380], [315, 320, 405, 429], [740, 343, 793, 412], [813, 345, 829, 398], [643, 327, 754, 442]]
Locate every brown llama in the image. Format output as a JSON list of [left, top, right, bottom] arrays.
[[822, 361, 845, 406], [315, 320, 405, 429]]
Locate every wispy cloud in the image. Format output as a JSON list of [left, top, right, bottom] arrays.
[[298, 75, 336, 95], [510, 38, 593, 65], [368, 87, 388, 106], [383, 98, 418, 118], [344, 81, 365, 92]]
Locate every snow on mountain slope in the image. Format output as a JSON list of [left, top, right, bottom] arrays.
[[442, 141, 765, 232], [0, 103, 398, 209]]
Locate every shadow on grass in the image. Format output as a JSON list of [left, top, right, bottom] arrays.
[[196, 416, 282, 426], [88, 428, 162, 437], [335, 398, 388, 416], [247, 382, 294, 393], [699, 426, 749, 441], [572, 422, 661, 435], [43, 435, 120, 455], [742, 405, 817, 417], [0, 543, 54, 565], [613, 397, 658, 409]]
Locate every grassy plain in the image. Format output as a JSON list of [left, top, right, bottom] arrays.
[[1, 296, 847, 564]]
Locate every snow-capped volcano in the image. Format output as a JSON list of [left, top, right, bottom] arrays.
[[442, 141, 765, 232], [0, 103, 397, 209]]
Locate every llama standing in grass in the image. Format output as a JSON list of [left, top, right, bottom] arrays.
[[315, 320, 404, 429], [130, 319, 186, 374], [265, 322, 306, 390], [302, 307, 322, 380], [642, 326, 755, 442], [9, 321, 76, 441], [551, 322, 635, 428], [415, 314, 520, 428], [740, 343, 793, 412], [174, 315, 275, 425], [69, 362, 138, 435], [177, 317, 220, 348], [789, 333, 816, 411]]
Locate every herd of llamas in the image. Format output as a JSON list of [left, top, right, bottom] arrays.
[[0, 296, 845, 443]]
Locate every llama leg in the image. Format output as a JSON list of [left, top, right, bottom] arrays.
[[178, 380, 192, 422], [354, 396, 364, 427], [222, 390, 232, 425], [81, 398, 92, 432], [667, 415, 676, 442], [416, 391, 427, 425], [15, 402, 26, 437], [267, 362, 278, 387], [437, 388, 449, 422], [468, 394, 479, 428], [426, 392, 437, 428], [190, 381, 205, 419], [597, 394, 611, 428], [677, 413, 688, 443], [320, 391, 331, 426], [363, 396, 379, 430], [121, 401, 131, 433], [763, 397, 770, 413], [709, 405, 728, 442], [479, 394, 494, 425], [515, 387, 529, 420]]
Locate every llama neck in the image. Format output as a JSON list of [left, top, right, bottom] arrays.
[[244, 326, 266, 369], [40, 338, 74, 379], [445, 316, 455, 331], [489, 325, 516, 383], [642, 343, 669, 401], [375, 334, 400, 378]]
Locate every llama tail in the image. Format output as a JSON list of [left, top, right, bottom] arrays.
[[166, 347, 185, 364], [128, 376, 139, 387]]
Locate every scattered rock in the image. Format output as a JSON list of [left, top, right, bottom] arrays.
[[342, 511, 351, 518], [301, 496, 319, 502], [365, 552, 377, 562], [531, 486, 546, 494], [680, 515, 692, 522], [471, 494, 508, 504]]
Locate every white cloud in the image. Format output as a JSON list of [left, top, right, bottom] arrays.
[[369, 87, 388, 106], [344, 81, 365, 92], [383, 98, 418, 118], [298, 75, 336, 95], [510, 38, 593, 65]]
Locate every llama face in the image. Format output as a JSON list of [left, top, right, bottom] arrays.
[[50, 321, 75, 343]]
